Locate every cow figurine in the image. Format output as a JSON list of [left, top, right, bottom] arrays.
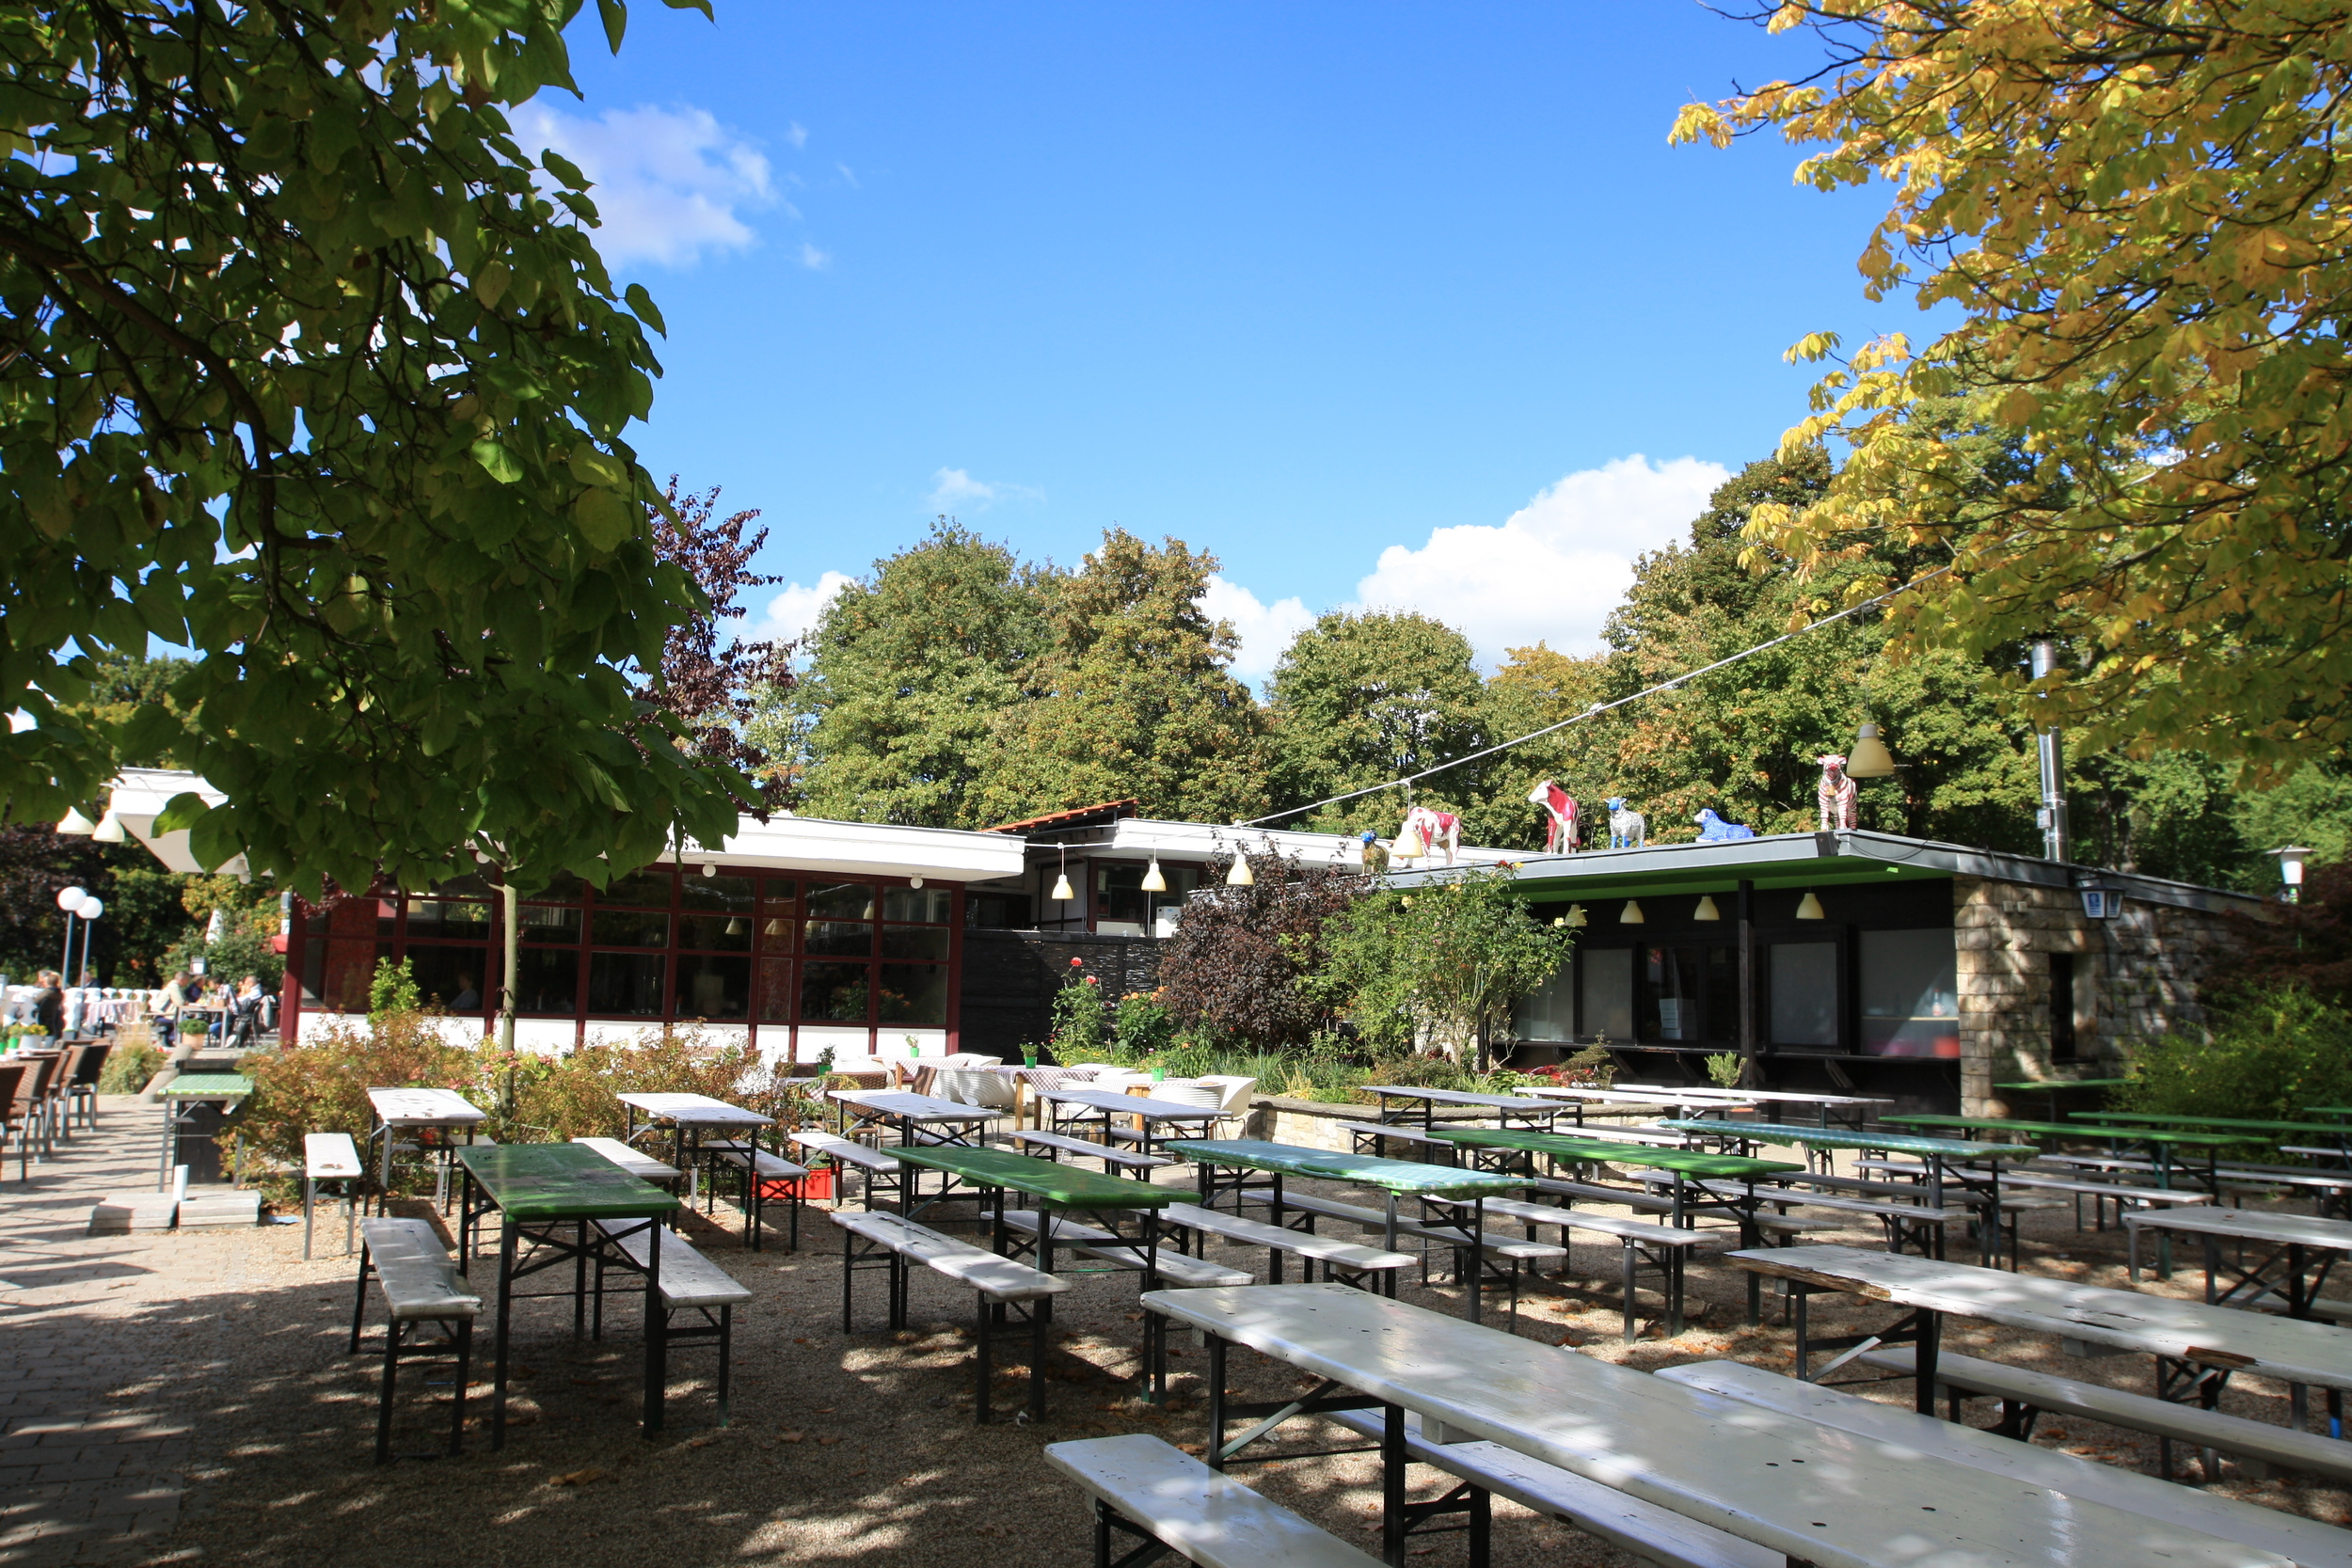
[[1526, 779, 1578, 853], [1604, 797, 1646, 849], [1397, 804, 1461, 866], [1817, 754, 1859, 831], [1693, 808, 1755, 842]]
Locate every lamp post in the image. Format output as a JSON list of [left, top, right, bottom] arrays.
[[2029, 641, 2071, 862], [55, 886, 87, 979], [2270, 846, 2313, 904], [74, 897, 103, 986]]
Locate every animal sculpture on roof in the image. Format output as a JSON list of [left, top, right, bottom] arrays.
[[1605, 797, 1646, 849], [1693, 809, 1755, 843], [1817, 753, 1859, 832], [1396, 804, 1461, 866], [1526, 780, 1579, 853]]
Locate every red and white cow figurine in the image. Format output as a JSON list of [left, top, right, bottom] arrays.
[[1526, 780, 1578, 853], [1817, 753, 1859, 831], [1397, 805, 1462, 866]]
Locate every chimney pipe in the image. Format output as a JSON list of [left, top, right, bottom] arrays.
[[2030, 640, 2069, 863]]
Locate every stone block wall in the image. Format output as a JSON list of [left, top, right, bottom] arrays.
[[1954, 877, 2247, 1116]]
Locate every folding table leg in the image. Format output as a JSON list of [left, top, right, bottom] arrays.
[[973, 1292, 993, 1424], [450, 1319, 473, 1457], [375, 1319, 402, 1465], [717, 1306, 733, 1427], [304, 1177, 315, 1261], [1030, 1296, 1049, 1423], [349, 1243, 373, 1354], [1382, 1403, 1407, 1566], [1621, 1243, 1637, 1341]]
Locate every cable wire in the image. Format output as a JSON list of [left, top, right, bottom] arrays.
[[1236, 565, 1952, 830]]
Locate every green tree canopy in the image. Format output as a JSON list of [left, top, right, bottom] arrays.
[[1, 0, 741, 899], [1265, 610, 1488, 837], [975, 531, 1271, 826], [762, 519, 1050, 828]]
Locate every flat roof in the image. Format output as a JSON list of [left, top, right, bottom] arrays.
[[1384, 828, 2270, 917]]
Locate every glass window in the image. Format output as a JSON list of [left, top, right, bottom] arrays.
[[964, 890, 1033, 929], [680, 874, 756, 912], [1644, 946, 1700, 1042], [600, 868, 675, 908], [808, 882, 876, 921], [1513, 963, 1574, 1041], [1771, 942, 1839, 1047], [678, 913, 754, 953], [757, 913, 798, 951], [1859, 928, 1958, 1057], [426, 873, 496, 898], [405, 898, 491, 941], [805, 921, 874, 958], [1581, 948, 1633, 1043], [755, 958, 793, 1023], [878, 963, 947, 1025], [323, 940, 389, 1011], [517, 948, 579, 1015], [591, 908, 671, 948], [762, 877, 800, 904], [516, 870, 581, 902], [881, 927, 950, 961], [405, 946, 488, 1013], [675, 954, 751, 1020], [882, 886, 951, 924], [587, 951, 667, 1016], [516, 904, 581, 944], [801, 962, 870, 1022], [1705, 945, 1740, 1045]]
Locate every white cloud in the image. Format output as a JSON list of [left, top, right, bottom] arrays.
[[786, 121, 810, 150], [1352, 453, 1729, 666], [798, 242, 832, 271], [1200, 576, 1316, 690], [510, 102, 773, 267], [760, 571, 856, 650], [926, 467, 1044, 513]]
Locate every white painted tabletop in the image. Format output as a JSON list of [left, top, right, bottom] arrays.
[[2122, 1206, 2352, 1251], [1525, 1085, 1750, 1109], [366, 1086, 487, 1125], [614, 1092, 771, 1126], [829, 1089, 1008, 1121], [1728, 1243, 2352, 1392], [1037, 1088, 1227, 1120], [1359, 1085, 1562, 1113], [1139, 1282, 2283, 1568], [1614, 1084, 1893, 1108]]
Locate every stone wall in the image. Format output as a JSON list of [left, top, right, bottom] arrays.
[[1954, 877, 2247, 1116]]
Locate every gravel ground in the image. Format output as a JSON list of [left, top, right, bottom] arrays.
[[10, 1115, 2350, 1568]]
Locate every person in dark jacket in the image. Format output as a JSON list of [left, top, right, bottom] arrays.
[[31, 970, 65, 1040]]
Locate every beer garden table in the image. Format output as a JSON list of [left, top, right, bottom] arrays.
[[1033, 1086, 1227, 1157], [453, 1142, 681, 1448], [1617, 1083, 1892, 1130], [1993, 1076, 2132, 1121], [157, 1072, 250, 1189], [365, 1086, 488, 1213], [829, 1087, 1007, 1148], [1357, 1084, 1560, 1130], [2070, 1109, 2352, 1155]]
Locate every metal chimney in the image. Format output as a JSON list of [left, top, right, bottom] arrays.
[[2030, 640, 2069, 863]]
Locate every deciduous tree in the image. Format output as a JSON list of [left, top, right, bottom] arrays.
[[1265, 610, 1488, 838]]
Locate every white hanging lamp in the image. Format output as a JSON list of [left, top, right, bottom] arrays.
[[1140, 857, 1167, 893], [1050, 846, 1075, 904], [1845, 721, 1897, 779], [1394, 825, 1426, 859], [1620, 899, 1645, 925], [1693, 895, 1722, 922], [1564, 903, 1587, 928], [1226, 854, 1254, 887], [1795, 890, 1826, 920]]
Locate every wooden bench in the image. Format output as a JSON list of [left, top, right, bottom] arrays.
[[1325, 1408, 1777, 1568], [303, 1132, 365, 1260], [1043, 1433, 1387, 1568], [1158, 1200, 1414, 1293], [1858, 1344, 2352, 1486], [588, 1217, 752, 1426], [347, 1217, 480, 1464], [1428, 1194, 1728, 1338], [789, 1128, 900, 1208], [1273, 1191, 1565, 1326], [1662, 1358, 2352, 1568], [830, 1208, 1069, 1422], [707, 1143, 811, 1252], [1858, 1158, 2208, 1234], [998, 1210, 1254, 1289], [571, 1135, 683, 1184], [1009, 1128, 1179, 1177]]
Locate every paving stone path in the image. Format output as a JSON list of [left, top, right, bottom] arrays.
[[0, 1096, 249, 1566]]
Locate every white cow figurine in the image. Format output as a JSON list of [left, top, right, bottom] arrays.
[[1397, 805, 1461, 866], [1817, 753, 1859, 831], [1526, 779, 1578, 853], [1604, 797, 1645, 849]]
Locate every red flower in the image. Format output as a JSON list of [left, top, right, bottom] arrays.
[[1084, 975, 1099, 986], [1070, 958, 1084, 968]]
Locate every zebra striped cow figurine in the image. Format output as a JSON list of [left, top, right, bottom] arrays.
[[1817, 754, 1859, 831]]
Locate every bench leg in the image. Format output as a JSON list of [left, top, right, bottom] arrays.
[[1030, 1296, 1049, 1424], [304, 1178, 315, 1262], [973, 1292, 993, 1424], [345, 1182, 357, 1259], [451, 1318, 472, 1457], [349, 1243, 373, 1354], [376, 1318, 402, 1465], [1621, 1243, 1637, 1341], [717, 1305, 733, 1427], [841, 1224, 856, 1333]]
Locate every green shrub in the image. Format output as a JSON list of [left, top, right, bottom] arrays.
[[2122, 986, 2352, 1134], [1051, 964, 1107, 1058], [368, 957, 421, 1023], [98, 1038, 167, 1094], [1705, 1053, 1743, 1089], [1112, 990, 1175, 1061], [229, 1011, 482, 1202]]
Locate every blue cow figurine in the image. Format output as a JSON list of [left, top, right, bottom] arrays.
[[1693, 808, 1755, 843]]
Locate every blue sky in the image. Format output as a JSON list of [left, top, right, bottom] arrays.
[[543, 3, 1913, 683]]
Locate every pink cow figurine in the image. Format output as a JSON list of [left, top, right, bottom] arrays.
[[1817, 754, 1859, 831], [1526, 780, 1578, 853], [1398, 805, 1462, 866]]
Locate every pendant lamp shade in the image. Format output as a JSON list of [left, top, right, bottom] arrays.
[[1565, 903, 1588, 928], [1795, 890, 1826, 920], [1226, 856, 1255, 887], [1693, 895, 1722, 921], [1140, 858, 1167, 894], [1846, 721, 1897, 779], [1393, 827, 1426, 858], [55, 808, 95, 836], [1620, 899, 1645, 925], [92, 810, 125, 844], [1050, 871, 1075, 902]]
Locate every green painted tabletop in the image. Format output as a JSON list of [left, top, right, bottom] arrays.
[[1993, 1078, 2133, 1091], [2309, 1107, 2352, 1121], [160, 1073, 252, 1099], [1886, 1114, 2267, 1148], [1666, 1119, 2039, 1162], [458, 1143, 680, 1222], [891, 1145, 1175, 1209], [1162, 1138, 1524, 1198], [1428, 1126, 1804, 1180], [2069, 1110, 2349, 1137]]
